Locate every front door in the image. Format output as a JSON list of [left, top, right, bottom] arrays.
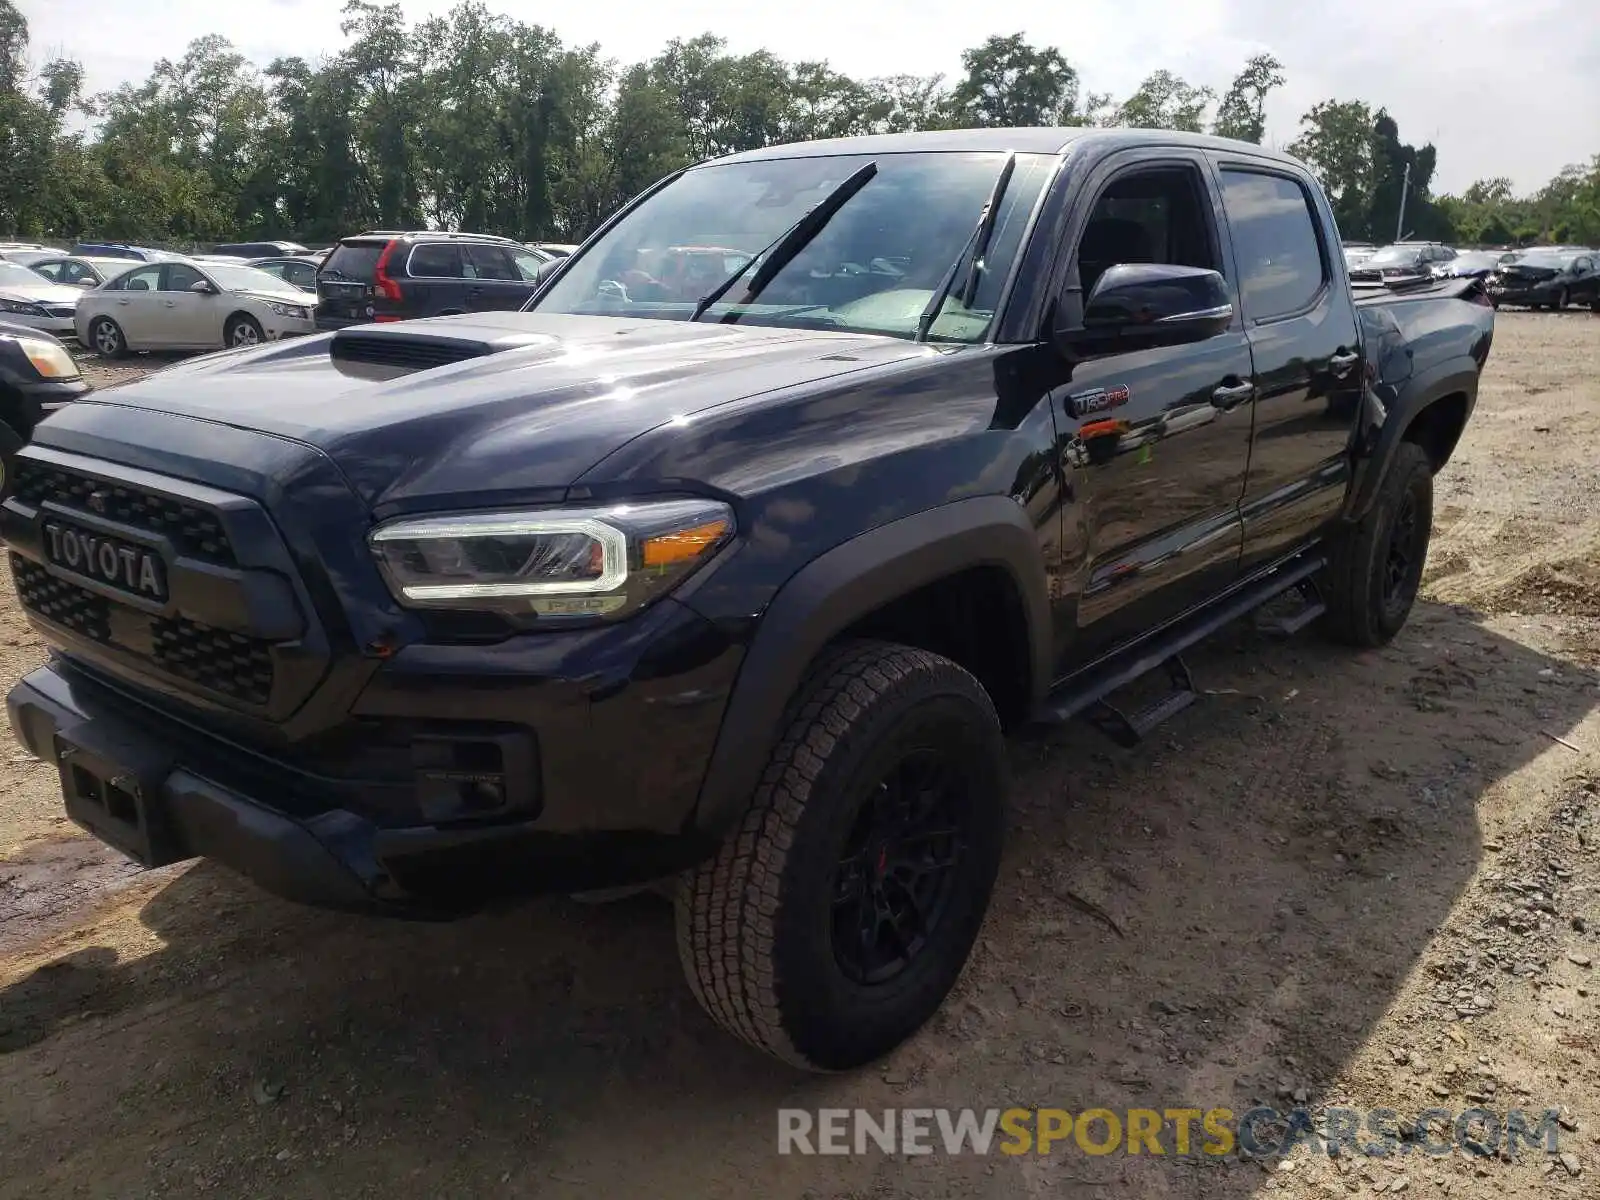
[[1048, 153, 1255, 669], [462, 244, 537, 312], [156, 263, 216, 349]]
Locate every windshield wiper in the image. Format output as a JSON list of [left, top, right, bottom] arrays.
[[914, 152, 1016, 343], [690, 161, 879, 322]]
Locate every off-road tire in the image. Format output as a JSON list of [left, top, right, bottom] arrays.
[[1320, 440, 1433, 647], [675, 640, 1006, 1071]]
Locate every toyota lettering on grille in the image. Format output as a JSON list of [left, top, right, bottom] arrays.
[[41, 522, 168, 601]]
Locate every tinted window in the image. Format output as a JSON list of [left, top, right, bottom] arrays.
[[322, 241, 386, 283], [463, 244, 519, 281], [164, 264, 205, 291], [408, 243, 463, 278], [286, 262, 317, 287], [33, 262, 62, 280], [1220, 170, 1326, 319]]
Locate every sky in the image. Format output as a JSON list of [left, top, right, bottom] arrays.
[[17, 0, 1600, 195]]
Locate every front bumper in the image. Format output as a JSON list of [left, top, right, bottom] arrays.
[[9, 590, 741, 915], [264, 315, 317, 341], [2, 312, 77, 339]]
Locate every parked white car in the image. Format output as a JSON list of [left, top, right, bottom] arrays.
[[75, 259, 316, 356], [0, 261, 82, 338]]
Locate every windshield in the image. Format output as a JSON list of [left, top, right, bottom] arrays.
[[0, 262, 49, 287], [1367, 246, 1425, 266], [531, 151, 1055, 342], [207, 264, 300, 293]]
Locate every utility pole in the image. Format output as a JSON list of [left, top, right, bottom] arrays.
[[1395, 160, 1411, 242]]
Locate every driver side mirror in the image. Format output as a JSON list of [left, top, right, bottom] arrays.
[[189, 279, 218, 295], [1056, 264, 1234, 356], [533, 258, 562, 285]]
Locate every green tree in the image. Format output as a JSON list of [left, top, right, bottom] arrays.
[[1288, 99, 1375, 238], [1211, 54, 1284, 143], [1111, 70, 1214, 132], [950, 34, 1080, 127]]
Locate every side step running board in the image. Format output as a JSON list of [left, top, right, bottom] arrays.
[[1254, 575, 1327, 637], [1032, 555, 1327, 736]]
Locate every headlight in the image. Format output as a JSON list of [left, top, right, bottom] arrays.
[[265, 301, 309, 319], [17, 337, 80, 380], [0, 299, 46, 316], [369, 498, 734, 621]]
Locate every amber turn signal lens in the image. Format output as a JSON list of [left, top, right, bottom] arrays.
[[642, 519, 730, 567]]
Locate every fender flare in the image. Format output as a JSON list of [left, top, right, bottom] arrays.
[[689, 494, 1052, 839], [1343, 357, 1479, 523]]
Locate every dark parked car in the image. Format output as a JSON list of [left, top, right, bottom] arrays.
[[1350, 242, 1455, 285], [4, 128, 1494, 1071], [251, 255, 322, 292], [1487, 249, 1600, 310], [0, 319, 88, 486], [70, 243, 173, 262], [212, 240, 310, 260], [314, 231, 547, 329], [1432, 250, 1505, 280]]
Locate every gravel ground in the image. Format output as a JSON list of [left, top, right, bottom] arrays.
[[0, 311, 1597, 1199]]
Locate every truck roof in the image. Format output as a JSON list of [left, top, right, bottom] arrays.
[[710, 126, 1308, 169]]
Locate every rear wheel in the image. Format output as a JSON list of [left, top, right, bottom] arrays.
[[89, 316, 126, 359], [226, 314, 264, 347], [1319, 440, 1433, 648], [676, 641, 1006, 1070]]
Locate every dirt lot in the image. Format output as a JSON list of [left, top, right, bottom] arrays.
[[2, 312, 1598, 1198]]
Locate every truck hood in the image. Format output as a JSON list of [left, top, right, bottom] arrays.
[[69, 312, 926, 507]]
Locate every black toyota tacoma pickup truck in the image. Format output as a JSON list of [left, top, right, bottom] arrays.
[[4, 129, 1493, 1071]]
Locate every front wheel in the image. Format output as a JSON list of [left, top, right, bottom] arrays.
[[1319, 440, 1434, 647], [226, 314, 264, 348], [676, 641, 1006, 1071]]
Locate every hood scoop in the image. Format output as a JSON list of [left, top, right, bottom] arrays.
[[329, 323, 560, 376]]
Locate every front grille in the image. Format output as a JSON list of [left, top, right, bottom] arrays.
[[11, 556, 274, 706], [12, 557, 111, 641], [46, 305, 77, 318], [10, 460, 237, 567]]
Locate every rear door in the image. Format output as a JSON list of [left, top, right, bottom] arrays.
[[403, 242, 469, 315], [461, 244, 539, 311], [1047, 150, 1257, 666], [316, 239, 386, 327], [105, 264, 165, 345], [1211, 161, 1364, 573]]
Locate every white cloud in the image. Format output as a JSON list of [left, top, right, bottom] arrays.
[[16, 0, 1599, 193]]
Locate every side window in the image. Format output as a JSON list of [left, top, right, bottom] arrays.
[[288, 263, 315, 287], [120, 266, 162, 292], [65, 263, 94, 285], [33, 262, 62, 280], [1075, 165, 1218, 297], [163, 264, 205, 292], [1576, 257, 1593, 274], [1218, 170, 1327, 320], [256, 262, 286, 279], [463, 245, 519, 281], [408, 243, 463, 278]]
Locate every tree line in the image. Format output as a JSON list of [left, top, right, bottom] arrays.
[[1, 0, 1596, 248]]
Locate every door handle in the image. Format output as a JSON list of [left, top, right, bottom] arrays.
[[1211, 381, 1255, 411], [116, 299, 129, 306], [163, 301, 177, 308], [1329, 349, 1360, 376]]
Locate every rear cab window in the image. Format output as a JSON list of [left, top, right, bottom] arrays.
[[1218, 170, 1328, 321]]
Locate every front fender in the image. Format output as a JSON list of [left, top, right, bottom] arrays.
[[688, 494, 1051, 839]]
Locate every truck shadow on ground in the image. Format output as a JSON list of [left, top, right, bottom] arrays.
[[1, 599, 1595, 1195]]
